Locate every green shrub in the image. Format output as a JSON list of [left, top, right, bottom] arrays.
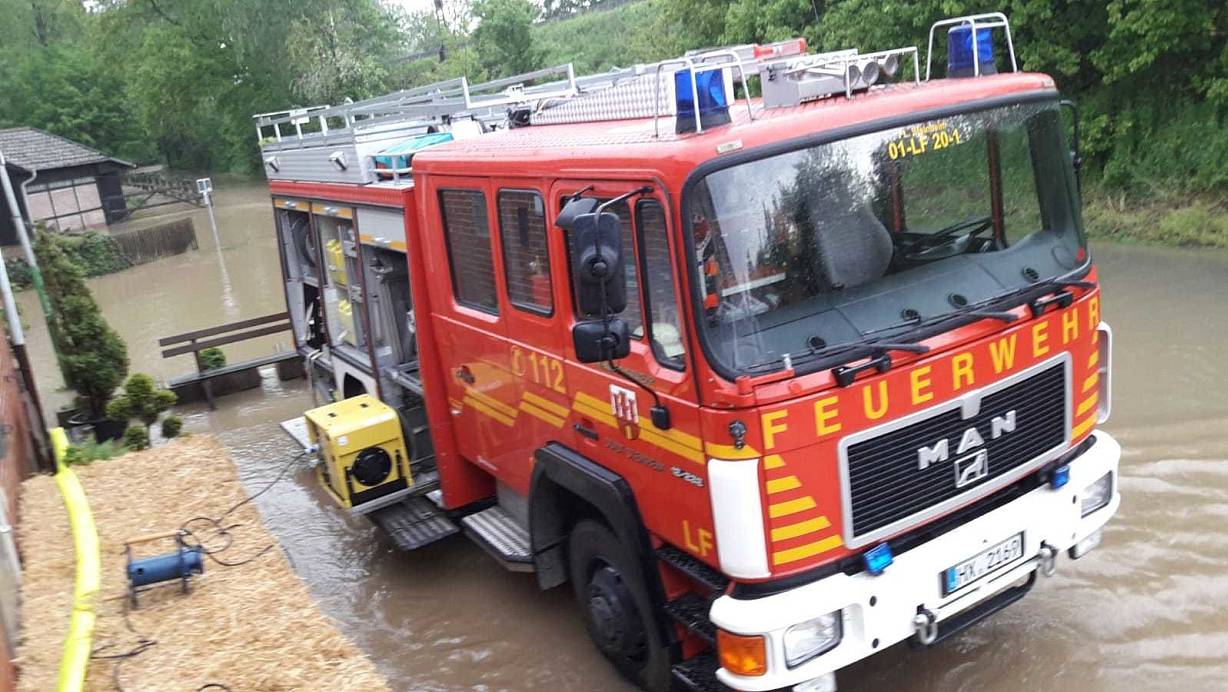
[[5, 258, 32, 290], [161, 414, 184, 439], [63, 439, 122, 466], [200, 347, 227, 371], [107, 373, 177, 426], [123, 425, 150, 451], [36, 232, 129, 418]]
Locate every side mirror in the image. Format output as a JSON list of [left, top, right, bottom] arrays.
[[570, 211, 627, 317], [573, 319, 631, 363], [556, 196, 599, 232]]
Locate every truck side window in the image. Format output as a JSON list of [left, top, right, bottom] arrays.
[[497, 190, 552, 315], [636, 200, 686, 369], [440, 189, 498, 315]]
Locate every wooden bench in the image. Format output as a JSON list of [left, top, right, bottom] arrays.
[[159, 313, 299, 409]]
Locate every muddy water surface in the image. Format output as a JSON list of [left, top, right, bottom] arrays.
[[21, 185, 1228, 690]]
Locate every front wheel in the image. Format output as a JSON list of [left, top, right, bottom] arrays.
[[568, 519, 671, 691]]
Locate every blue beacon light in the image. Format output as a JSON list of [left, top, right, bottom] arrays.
[[948, 24, 996, 78], [675, 67, 731, 134]]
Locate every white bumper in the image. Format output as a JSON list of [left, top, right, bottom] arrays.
[[710, 432, 1121, 691]]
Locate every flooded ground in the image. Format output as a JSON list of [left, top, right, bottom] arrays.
[[19, 185, 1228, 690]]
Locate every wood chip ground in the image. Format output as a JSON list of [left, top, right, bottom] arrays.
[[16, 435, 389, 691]]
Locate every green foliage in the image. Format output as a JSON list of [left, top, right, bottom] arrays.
[[473, 0, 542, 77], [63, 438, 122, 466], [35, 231, 129, 418], [199, 347, 227, 371], [107, 373, 177, 426], [6, 232, 130, 290], [1083, 194, 1228, 248], [123, 424, 150, 452], [161, 414, 184, 439]]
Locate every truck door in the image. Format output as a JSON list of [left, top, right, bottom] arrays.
[[427, 180, 516, 475], [550, 180, 713, 556]]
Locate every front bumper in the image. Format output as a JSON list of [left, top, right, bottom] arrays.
[[710, 432, 1121, 691]]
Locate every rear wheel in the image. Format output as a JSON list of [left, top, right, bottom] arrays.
[[568, 519, 671, 691]]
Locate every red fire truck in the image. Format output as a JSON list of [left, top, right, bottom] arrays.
[[257, 13, 1119, 691]]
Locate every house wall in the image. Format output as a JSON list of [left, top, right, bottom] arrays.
[[0, 331, 34, 690]]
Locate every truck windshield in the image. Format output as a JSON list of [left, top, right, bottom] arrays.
[[685, 100, 1086, 376]]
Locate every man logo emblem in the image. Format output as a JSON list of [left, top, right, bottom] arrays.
[[954, 450, 989, 488]]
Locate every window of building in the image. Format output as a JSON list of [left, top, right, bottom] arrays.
[[25, 177, 106, 231], [440, 189, 498, 314], [497, 190, 552, 315], [636, 200, 686, 368]]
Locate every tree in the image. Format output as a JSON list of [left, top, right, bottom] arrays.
[[35, 232, 129, 419], [473, 0, 541, 77]]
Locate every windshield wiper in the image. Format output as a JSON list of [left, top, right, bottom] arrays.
[[824, 273, 1092, 386]]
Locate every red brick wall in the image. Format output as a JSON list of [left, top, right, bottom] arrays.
[[0, 333, 33, 692]]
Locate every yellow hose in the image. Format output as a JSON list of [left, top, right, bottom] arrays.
[[49, 428, 101, 692]]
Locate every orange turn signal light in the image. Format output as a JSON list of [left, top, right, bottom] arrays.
[[717, 629, 767, 677]]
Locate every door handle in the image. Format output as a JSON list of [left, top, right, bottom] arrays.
[[574, 422, 599, 441], [456, 365, 475, 385]]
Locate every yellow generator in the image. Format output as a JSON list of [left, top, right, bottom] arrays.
[[305, 395, 412, 513]]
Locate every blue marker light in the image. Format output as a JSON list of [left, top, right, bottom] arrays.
[[864, 542, 894, 576], [1050, 464, 1071, 489], [948, 25, 996, 78], [675, 67, 731, 134]]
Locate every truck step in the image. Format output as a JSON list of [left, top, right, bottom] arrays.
[[460, 506, 534, 572], [408, 468, 440, 496], [671, 652, 729, 692], [371, 496, 459, 551], [663, 593, 716, 645], [657, 546, 729, 594]]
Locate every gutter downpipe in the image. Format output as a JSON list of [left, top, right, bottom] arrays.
[[49, 427, 100, 692], [0, 150, 53, 471]]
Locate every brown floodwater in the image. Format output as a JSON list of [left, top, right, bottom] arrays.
[[18, 184, 1228, 690]]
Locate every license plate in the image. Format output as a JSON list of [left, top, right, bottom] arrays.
[[942, 532, 1024, 595]]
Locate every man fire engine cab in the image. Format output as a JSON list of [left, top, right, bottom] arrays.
[[259, 12, 1119, 691]]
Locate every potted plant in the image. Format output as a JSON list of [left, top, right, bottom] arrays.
[[36, 232, 130, 441], [106, 374, 177, 447]]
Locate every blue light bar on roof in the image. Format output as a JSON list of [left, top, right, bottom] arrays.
[[675, 67, 731, 134], [948, 24, 996, 78]]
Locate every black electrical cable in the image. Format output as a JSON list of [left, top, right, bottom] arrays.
[[176, 449, 308, 568]]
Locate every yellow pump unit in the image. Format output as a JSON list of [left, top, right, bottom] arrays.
[[305, 394, 412, 513]]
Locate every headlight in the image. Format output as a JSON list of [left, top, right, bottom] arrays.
[[1081, 471, 1113, 517], [783, 610, 842, 668]]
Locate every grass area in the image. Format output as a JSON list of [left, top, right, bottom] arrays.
[[1083, 193, 1228, 249]]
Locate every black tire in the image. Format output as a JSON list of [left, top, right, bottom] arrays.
[[568, 519, 671, 691]]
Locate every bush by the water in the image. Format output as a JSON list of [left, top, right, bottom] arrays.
[[123, 425, 150, 451], [107, 373, 177, 426], [9, 232, 131, 290], [200, 347, 227, 371], [161, 414, 184, 439]]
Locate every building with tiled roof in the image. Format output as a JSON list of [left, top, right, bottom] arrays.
[[0, 127, 134, 245]]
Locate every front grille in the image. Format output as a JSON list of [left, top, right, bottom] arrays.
[[843, 361, 1067, 544]]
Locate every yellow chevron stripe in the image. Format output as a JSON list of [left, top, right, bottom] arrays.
[[464, 395, 515, 426], [1082, 372, 1099, 394], [1076, 393, 1099, 418], [769, 497, 816, 519], [639, 427, 705, 465], [772, 535, 844, 565], [763, 454, 785, 470], [771, 516, 831, 542], [704, 441, 760, 460], [1088, 350, 1099, 368], [766, 476, 801, 494], [573, 398, 617, 427], [523, 391, 569, 419], [519, 401, 566, 428], [1072, 414, 1096, 439], [466, 386, 518, 418]]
